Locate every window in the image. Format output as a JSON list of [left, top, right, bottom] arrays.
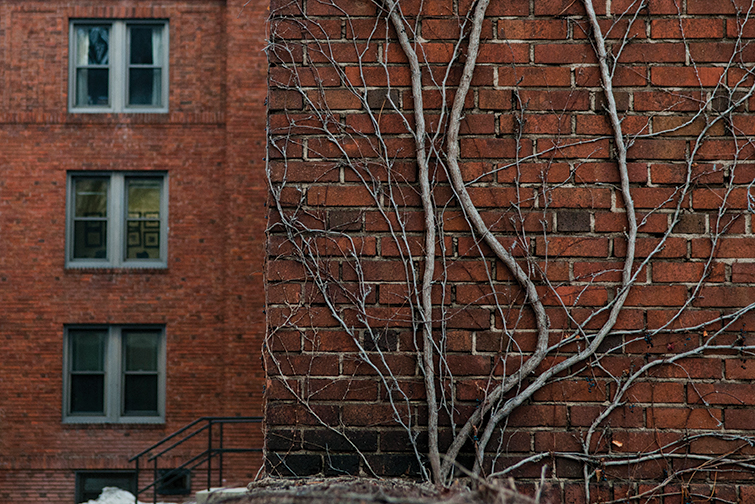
[[63, 326, 165, 423], [66, 172, 168, 268], [69, 20, 169, 113], [157, 468, 192, 495], [75, 471, 136, 503]]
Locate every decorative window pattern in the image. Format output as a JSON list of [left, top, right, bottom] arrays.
[[66, 173, 168, 268], [64, 326, 165, 423], [70, 20, 168, 112]]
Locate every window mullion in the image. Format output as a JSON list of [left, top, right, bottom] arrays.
[[108, 327, 121, 422], [111, 174, 123, 266], [162, 25, 169, 109], [112, 21, 125, 112]]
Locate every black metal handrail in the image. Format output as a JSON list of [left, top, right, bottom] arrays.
[[129, 416, 262, 504]]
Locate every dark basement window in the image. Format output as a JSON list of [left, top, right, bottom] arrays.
[[75, 471, 136, 503]]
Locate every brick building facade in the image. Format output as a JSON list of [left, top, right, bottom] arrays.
[[266, 0, 755, 501], [0, 1, 268, 502]]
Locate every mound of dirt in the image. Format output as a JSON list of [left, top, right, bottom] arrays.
[[237, 476, 539, 504]]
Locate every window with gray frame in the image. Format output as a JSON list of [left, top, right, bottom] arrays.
[[66, 172, 168, 268], [70, 20, 169, 113], [64, 326, 166, 423]]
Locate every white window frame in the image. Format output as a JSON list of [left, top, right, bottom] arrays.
[[63, 325, 166, 424], [69, 19, 169, 113], [66, 172, 168, 269]]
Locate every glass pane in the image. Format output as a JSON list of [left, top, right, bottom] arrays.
[[124, 375, 158, 414], [128, 68, 161, 106], [126, 180, 161, 259], [76, 26, 109, 66], [70, 374, 105, 413], [127, 180, 161, 215], [73, 220, 107, 259], [81, 475, 135, 502], [75, 179, 108, 218], [130, 26, 161, 65], [76, 68, 109, 106], [70, 331, 106, 371], [126, 226, 160, 259], [124, 331, 159, 371]]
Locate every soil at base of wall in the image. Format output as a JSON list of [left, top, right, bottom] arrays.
[[211, 476, 539, 504]]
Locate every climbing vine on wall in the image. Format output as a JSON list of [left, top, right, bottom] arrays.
[[266, 0, 755, 501]]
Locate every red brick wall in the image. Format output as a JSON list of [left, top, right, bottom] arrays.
[[0, 0, 269, 502], [266, 0, 755, 500]]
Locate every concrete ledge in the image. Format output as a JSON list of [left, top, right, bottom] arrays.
[[196, 487, 249, 504]]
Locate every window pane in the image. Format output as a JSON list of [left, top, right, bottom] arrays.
[[70, 374, 105, 413], [126, 180, 161, 259], [70, 331, 106, 371], [76, 69, 109, 106], [130, 26, 161, 65], [128, 68, 161, 106], [124, 331, 159, 371], [124, 375, 158, 414], [73, 220, 107, 259], [126, 227, 160, 259], [76, 26, 109, 66], [75, 179, 108, 218], [126, 228, 160, 259], [127, 180, 161, 215], [80, 474, 135, 502]]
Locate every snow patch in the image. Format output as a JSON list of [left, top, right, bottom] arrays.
[[83, 487, 172, 504]]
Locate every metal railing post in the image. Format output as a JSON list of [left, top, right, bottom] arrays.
[[219, 422, 224, 487], [153, 457, 158, 504], [207, 419, 213, 490], [134, 458, 139, 504]]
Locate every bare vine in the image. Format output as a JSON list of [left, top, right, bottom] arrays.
[[266, 0, 755, 500]]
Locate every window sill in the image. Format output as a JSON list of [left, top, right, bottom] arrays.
[[63, 420, 166, 428], [69, 108, 169, 115], [65, 266, 169, 274]]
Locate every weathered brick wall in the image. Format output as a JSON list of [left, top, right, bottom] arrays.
[[266, 0, 755, 500], [0, 0, 269, 502]]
